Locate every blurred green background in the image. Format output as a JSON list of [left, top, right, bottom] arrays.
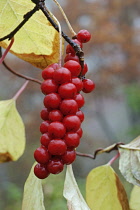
[[0, 0, 140, 209]]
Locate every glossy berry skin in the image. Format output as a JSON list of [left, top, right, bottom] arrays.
[[64, 132, 80, 148], [40, 133, 51, 147], [77, 30, 91, 43], [72, 77, 83, 92], [64, 60, 81, 77], [47, 158, 64, 174], [48, 139, 67, 155], [44, 93, 61, 109], [81, 63, 88, 76], [60, 99, 78, 115], [34, 146, 50, 164], [34, 163, 50, 179], [66, 39, 82, 55], [76, 128, 83, 138], [41, 79, 58, 95], [42, 67, 54, 80], [62, 149, 76, 165], [58, 83, 77, 99], [82, 79, 95, 93], [74, 93, 85, 108], [48, 63, 59, 70], [49, 110, 63, 122], [40, 108, 49, 121], [76, 110, 84, 122], [64, 53, 79, 63], [63, 115, 81, 132], [48, 122, 66, 138], [53, 67, 71, 84], [40, 120, 50, 134]]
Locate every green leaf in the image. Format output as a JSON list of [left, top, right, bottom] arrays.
[[129, 185, 140, 210], [22, 163, 45, 210], [119, 136, 140, 186], [63, 165, 90, 210], [0, 99, 25, 162], [86, 165, 130, 210], [0, 0, 62, 69]]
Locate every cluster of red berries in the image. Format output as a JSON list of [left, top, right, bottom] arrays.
[[34, 29, 95, 179]]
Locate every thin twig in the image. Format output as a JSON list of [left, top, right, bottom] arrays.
[[0, 38, 14, 64], [13, 80, 29, 100], [107, 152, 120, 166]]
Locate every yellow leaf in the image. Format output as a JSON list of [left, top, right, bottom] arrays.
[[63, 165, 90, 210], [0, 0, 62, 69], [22, 163, 45, 210], [86, 165, 130, 210], [0, 99, 25, 162], [119, 136, 140, 150], [129, 185, 140, 210]]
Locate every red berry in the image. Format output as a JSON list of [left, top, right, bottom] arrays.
[[62, 150, 76, 165], [40, 133, 51, 147], [81, 63, 88, 76], [64, 60, 81, 77], [34, 163, 50, 179], [74, 93, 85, 108], [64, 132, 80, 148], [48, 139, 67, 155], [76, 128, 83, 138], [60, 99, 78, 115], [34, 146, 50, 164], [64, 53, 79, 63], [41, 79, 58, 95], [72, 77, 83, 92], [48, 63, 59, 70], [82, 79, 95, 93], [58, 83, 77, 99], [77, 30, 91, 43], [66, 39, 82, 55], [53, 67, 71, 84], [42, 67, 54, 80], [76, 110, 84, 122], [63, 115, 81, 132], [47, 158, 64, 174], [48, 122, 66, 138], [44, 93, 61, 109], [40, 120, 50, 134], [49, 110, 63, 122], [40, 108, 49, 121]]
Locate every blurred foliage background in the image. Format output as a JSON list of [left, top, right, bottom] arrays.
[[0, 0, 140, 209]]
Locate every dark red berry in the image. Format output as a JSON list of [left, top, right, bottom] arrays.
[[53, 67, 71, 84], [34, 163, 50, 179], [48, 63, 59, 70], [63, 115, 81, 132], [76, 128, 83, 138], [74, 93, 85, 108], [62, 149, 76, 165], [60, 99, 78, 115], [66, 39, 82, 55], [42, 67, 54, 80], [49, 110, 63, 122], [40, 133, 51, 147], [40, 120, 50, 134], [72, 77, 83, 92], [34, 146, 50, 164], [48, 139, 67, 155], [47, 158, 64, 174], [40, 108, 49, 121], [58, 83, 77, 99], [44, 93, 61, 109], [77, 30, 91, 43], [82, 79, 95, 93], [64, 53, 79, 63], [64, 132, 80, 148], [41, 79, 58, 95], [48, 122, 66, 138], [81, 63, 88, 76], [64, 60, 81, 77], [76, 110, 84, 122]]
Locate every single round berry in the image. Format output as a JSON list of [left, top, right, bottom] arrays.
[[74, 93, 85, 108], [60, 99, 78, 115], [82, 79, 95, 93], [53, 67, 71, 84], [76, 110, 84, 122], [40, 120, 50, 134], [76, 128, 83, 138], [48, 139, 67, 155], [58, 83, 77, 99], [64, 60, 81, 77], [64, 53, 79, 63], [48, 122, 66, 138], [72, 77, 83, 92], [64, 132, 80, 148], [62, 149, 76, 165], [63, 115, 81, 132], [44, 93, 61, 109], [48, 63, 59, 70], [42, 67, 54, 80], [66, 39, 82, 55], [34, 146, 50, 164], [47, 158, 64, 174], [34, 163, 50, 179], [41, 79, 58, 95], [49, 110, 63, 122], [77, 29, 91, 43], [40, 108, 49, 121], [40, 133, 51, 147]]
